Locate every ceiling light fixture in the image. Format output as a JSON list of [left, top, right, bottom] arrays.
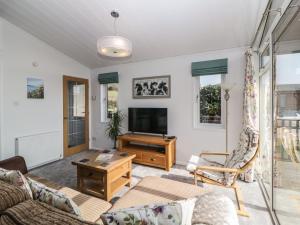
[[97, 10, 132, 58]]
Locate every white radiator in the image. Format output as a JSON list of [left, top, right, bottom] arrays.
[[15, 130, 62, 169]]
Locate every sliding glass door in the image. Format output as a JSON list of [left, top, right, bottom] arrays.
[[259, 68, 272, 198], [272, 3, 300, 224]]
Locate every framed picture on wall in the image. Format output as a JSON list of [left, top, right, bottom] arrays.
[[132, 75, 171, 99], [27, 77, 44, 99]]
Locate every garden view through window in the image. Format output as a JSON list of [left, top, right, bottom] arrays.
[[199, 74, 221, 124], [107, 83, 118, 118]]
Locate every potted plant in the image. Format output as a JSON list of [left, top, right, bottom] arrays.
[[105, 110, 124, 149]]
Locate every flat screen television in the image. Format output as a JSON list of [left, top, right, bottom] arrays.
[[128, 108, 168, 135]]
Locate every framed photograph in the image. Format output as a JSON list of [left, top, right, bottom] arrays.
[[133, 75, 171, 99], [27, 78, 44, 99]]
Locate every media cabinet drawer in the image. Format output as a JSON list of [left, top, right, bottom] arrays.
[[122, 149, 142, 161], [142, 152, 165, 166]]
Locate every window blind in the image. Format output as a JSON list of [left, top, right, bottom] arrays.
[[98, 72, 119, 84], [191, 58, 228, 76]]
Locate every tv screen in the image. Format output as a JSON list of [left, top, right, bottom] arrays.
[[128, 108, 168, 135]]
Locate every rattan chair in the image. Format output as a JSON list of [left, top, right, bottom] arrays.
[[187, 126, 259, 217]]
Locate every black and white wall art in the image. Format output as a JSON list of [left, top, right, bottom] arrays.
[[132, 75, 171, 99]]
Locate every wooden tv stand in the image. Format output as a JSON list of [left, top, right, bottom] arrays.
[[117, 134, 176, 171]]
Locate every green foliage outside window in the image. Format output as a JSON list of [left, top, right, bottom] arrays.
[[200, 84, 221, 124]]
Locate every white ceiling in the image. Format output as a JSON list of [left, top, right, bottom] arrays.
[[0, 0, 268, 69]]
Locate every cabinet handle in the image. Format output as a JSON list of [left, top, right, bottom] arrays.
[[150, 158, 155, 161]]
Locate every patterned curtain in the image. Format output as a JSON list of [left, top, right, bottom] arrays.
[[239, 49, 258, 182]]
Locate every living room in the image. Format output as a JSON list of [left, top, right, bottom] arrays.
[[0, 1, 299, 225]]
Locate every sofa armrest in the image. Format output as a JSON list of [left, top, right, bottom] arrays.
[[0, 156, 28, 174]]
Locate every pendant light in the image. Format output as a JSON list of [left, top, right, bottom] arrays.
[[97, 10, 132, 58]]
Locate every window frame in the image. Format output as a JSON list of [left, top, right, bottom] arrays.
[[100, 83, 119, 123], [193, 74, 225, 129]]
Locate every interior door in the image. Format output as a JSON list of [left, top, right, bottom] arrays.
[[63, 75, 89, 157]]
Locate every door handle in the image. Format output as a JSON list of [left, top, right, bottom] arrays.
[[64, 117, 68, 120]]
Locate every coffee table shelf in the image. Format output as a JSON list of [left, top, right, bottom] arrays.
[[72, 150, 135, 201]]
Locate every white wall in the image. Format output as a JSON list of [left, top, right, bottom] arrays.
[[91, 47, 246, 164], [0, 20, 3, 158], [0, 18, 91, 160]]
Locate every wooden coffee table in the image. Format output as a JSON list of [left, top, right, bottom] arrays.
[[72, 150, 135, 201]]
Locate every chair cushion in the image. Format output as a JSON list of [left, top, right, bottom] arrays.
[[27, 177, 81, 217], [0, 168, 33, 199], [195, 169, 226, 184], [187, 155, 226, 185], [224, 126, 259, 185], [0, 180, 30, 211], [186, 155, 222, 172]]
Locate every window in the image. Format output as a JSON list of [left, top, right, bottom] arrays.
[[260, 46, 270, 69], [100, 83, 118, 122], [194, 74, 223, 127]]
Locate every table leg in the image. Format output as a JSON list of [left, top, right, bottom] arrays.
[[77, 167, 83, 191], [103, 174, 111, 201], [126, 161, 132, 187]]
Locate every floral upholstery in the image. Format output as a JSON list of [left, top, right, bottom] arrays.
[[0, 168, 33, 198], [102, 193, 239, 225], [27, 177, 81, 216], [223, 126, 259, 185], [101, 197, 197, 225], [187, 126, 259, 186], [186, 155, 226, 185]]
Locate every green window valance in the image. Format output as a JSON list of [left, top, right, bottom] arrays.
[[98, 72, 119, 84], [191, 58, 228, 76]]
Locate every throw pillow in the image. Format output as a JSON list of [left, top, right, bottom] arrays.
[[0, 167, 33, 199], [0, 180, 30, 211], [192, 192, 239, 225], [101, 197, 197, 225], [27, 177, 81, 217]]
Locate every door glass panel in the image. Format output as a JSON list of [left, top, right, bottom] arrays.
[[68, 81, 86, 148], [273, 3, 300, 224], [259, 70, 272, 198]]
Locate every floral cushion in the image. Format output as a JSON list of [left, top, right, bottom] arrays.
[[186, 155, 223, 172], [224, 126, 259, 185], [27, 177, 81, 217], [0, 167, 33, 199], [187, 155, 226, 185], [195, 170, 225, 184], [101, 197, 197, 225]]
